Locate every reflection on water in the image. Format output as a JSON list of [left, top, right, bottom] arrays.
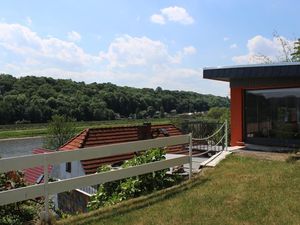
[[0, 137, 43, 158]]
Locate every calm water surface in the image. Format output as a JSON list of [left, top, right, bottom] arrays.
[[0, 137, 43, 158]]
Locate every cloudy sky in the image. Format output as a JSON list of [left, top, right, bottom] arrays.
[[0, 0, 299, 96]]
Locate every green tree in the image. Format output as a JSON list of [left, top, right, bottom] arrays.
[[147, 106, 155, 117], [206, 107, 229, 121], [0, 74, 230, 124], [292, 39, 300, 62], [44, 115, 76, 150], [159, 106, 165, 118]]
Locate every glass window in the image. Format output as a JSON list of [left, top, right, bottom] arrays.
[[66, 162, 71, 173], [245, 88, 300, 146]]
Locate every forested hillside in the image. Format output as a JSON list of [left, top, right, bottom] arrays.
[[0, 74, 229, 124]]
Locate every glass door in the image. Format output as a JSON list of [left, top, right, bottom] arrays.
[[244, 87, 300, 147]]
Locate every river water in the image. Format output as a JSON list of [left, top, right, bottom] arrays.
[[0, 137, 43, 158]]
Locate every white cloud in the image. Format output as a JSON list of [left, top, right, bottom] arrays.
[[26, 17, 32, 26], [0, 23, 194, 71], [100, 35, 194, 68], [223, 37, 230, 41], [96, 35, 102, 41], [67, 31, 81, 42], [232, 35, 294, 64], [183, 46, 197, 55], [0, 22, 227, 96], [150, 14, 165, 25], [150, 6, 194, 25], [167, 45, 197, 64], [100, 35, 170, 67], [161, 6, 194, 24], [148, 67, 228, 96], [230, 43, 238, 49], [0, 23, 100, 69]]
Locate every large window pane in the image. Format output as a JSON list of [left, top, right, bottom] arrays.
[[245, 88, 300, 146]]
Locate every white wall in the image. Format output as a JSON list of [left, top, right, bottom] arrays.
[[57, 161, 85, 180]]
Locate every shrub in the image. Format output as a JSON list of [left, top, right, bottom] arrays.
[[43, 115, 76, 150], [87, 148, 183, 210], [0, 171, 39, 225]]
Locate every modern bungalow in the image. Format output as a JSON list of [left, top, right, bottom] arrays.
[[204, 63, 300, 149]]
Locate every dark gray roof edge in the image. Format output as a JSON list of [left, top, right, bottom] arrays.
[[204, 62, 300, 71]]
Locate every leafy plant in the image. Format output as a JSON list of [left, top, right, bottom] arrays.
[[87, 148, 182, 210], [43, 115, 76, 150], [292, 38, 300, 62], [0, 171, 39, 225]]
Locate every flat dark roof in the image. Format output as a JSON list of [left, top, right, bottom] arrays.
[[203, 62, 300, 82]]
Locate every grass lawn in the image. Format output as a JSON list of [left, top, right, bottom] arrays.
[[58, 155, 300, 225], [0, 118, 171, 139]]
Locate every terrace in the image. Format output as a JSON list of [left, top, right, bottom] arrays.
[[59, 153, 300, 225], [0, 121, 229, 224]]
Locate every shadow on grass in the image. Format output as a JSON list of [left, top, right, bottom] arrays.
[[57, 175, 210, 225], [286, 155, 300, 163]]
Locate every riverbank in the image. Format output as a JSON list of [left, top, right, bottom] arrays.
[[0, 118, 172, 140], [0, 136, 43, 142], [0, 129, 47, 140]]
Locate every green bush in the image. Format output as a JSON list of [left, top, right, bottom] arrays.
[[0, 171, 39, 225], [43, 115, 76, 150], [87, 148, 183, 210]]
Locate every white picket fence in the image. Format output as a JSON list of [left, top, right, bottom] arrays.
[[0, 134, 192, 221]]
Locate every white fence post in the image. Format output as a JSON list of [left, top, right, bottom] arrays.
[[225, 120, 228, 151], [43, 154, 49, 223], [0, 135, 191, 209], [189, 133, 192, 179]]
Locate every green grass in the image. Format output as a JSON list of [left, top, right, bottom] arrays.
[[57, 155, 300, 225], [0, 129, 47, 139], [0, 118, 171, 139]]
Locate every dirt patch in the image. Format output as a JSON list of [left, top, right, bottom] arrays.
[[234, 150, 292, 161]]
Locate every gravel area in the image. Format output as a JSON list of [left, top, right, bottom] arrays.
[[234, 149, 295, 161]]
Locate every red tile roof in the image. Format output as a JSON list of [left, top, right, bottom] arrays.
[[59, 124, 186, 174], [24, 148, 53, 184]]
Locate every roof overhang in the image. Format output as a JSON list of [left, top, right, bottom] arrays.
[[203, 62, 300, 82]]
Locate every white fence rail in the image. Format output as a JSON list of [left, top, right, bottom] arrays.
[[0, 134, 192, 222]]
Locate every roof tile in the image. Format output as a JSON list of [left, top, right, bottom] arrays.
[[59, 124, 186, 174], [24, 148, 53, 184]]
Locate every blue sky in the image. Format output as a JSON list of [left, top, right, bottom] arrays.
[[0, 0, 299, 96]]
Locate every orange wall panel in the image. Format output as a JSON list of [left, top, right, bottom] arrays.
[[230, 87, 243, 146]]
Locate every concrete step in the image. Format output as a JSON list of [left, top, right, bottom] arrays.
[[200, 151, 232, 167]]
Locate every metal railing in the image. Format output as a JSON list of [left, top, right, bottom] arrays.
[[0, 134, 192, 222], [181, 119, 224, 139], [192, 120, 228, 157]]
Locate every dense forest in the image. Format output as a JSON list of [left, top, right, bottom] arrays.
[[0, 74, 229, 124]]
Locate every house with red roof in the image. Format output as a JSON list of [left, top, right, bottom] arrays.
[[57, 123, 185, 176], [54, 123, 187, 213]]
